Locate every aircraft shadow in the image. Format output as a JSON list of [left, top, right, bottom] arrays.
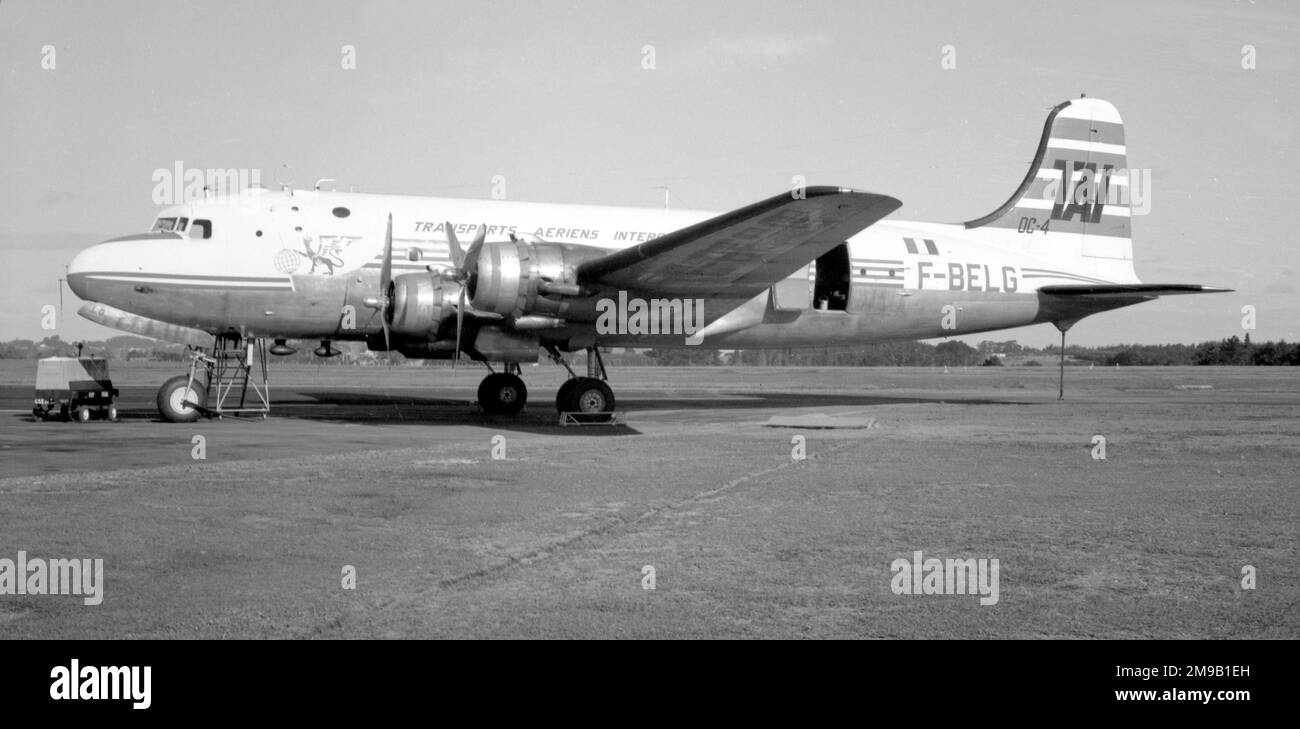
[[259, 388, 1032, 434], [617, 391, 1030, 411], [5, 389, 1030, 434]]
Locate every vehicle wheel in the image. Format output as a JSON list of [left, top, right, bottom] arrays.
[[477, 373, 527, 415], [76, 405, 92, 423], [106, 404, 119, 422], [157, 375, 208, 423], [561, 377, 615, 422], [554, 378, 580, 412]]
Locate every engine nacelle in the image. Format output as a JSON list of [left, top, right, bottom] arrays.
[[387, 272, 460, 340], [468, 240, 605, 317]]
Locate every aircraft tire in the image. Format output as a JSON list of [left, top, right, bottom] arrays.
[[554, 378, 580, 413], [560, 378, 614, 422], [478, 372, 527, 415], [157, 374, 208, 423]]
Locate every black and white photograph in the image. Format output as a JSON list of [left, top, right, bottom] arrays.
[[0, 0, 1293, 708]]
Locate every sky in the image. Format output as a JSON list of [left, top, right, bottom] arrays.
[[1, 0, 1296, 346]]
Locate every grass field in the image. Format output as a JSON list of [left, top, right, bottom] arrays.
[[0, 363, 1295, 638]]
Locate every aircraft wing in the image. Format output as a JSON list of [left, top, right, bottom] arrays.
[[1038, 284, 1232, 299], [578, 187, 902, 299]]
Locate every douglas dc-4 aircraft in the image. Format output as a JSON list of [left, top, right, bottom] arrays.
[[66, 97, 1227, 422]]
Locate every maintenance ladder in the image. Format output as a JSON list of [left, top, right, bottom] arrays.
[[188, 337, 269, 419]]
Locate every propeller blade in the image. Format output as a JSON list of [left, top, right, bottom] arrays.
[[381, 214, 395, 362], [446, 222, 484, 281], [381, 302, 391, 352], [446, 222, 464, 269], [463, 233, 486, 290], [453, 285, 465, 370], [380, 213, 394, 293]]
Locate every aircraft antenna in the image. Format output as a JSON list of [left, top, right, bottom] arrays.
[[652, 186, 670, 209]]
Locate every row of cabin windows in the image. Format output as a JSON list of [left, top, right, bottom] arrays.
[[151, 217, 213, 239]]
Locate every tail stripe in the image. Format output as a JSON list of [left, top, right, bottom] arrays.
[[964, 98, 1131, 241]]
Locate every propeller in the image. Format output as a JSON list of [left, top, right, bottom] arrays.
[[379, 213, 394, 352], [443, 223, 485, 368], [443, 222, 485, 283], [453, 286, 465, 369], [362, 213, 395, 353]]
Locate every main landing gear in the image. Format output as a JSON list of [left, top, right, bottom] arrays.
[[473, 347, 617, 422], [476, 363, 528, 415], [549, 345, 615, 423]]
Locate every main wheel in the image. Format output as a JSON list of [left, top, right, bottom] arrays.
[[477, 372, 527, 415], [555, 378, 580, 412], [157, 374, 208, 423], [560, 377, 615, 422]]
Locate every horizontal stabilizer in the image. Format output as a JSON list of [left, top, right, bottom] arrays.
[[1039, 284, 1232, 298]]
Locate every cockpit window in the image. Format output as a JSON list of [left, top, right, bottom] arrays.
[[189, 219, 212, 239], [177, 217, 189, 231], [151, 217, 179, 233]]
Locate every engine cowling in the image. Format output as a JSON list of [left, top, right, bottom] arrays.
[[387, 272, 460, 340], [467, 239, 605, 317]]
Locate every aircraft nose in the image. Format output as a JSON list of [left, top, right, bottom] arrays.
[[66, 246, 94, 300], [66, 241, 121, 302]]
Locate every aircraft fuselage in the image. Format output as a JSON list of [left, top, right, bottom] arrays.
[[67, 188, 1138, 351]]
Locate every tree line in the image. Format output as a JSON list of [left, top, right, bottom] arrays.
[[3, 334, 1294, 366], [644, 335, 1298, 367]]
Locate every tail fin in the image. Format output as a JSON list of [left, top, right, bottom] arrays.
[[965, 97, 1134, 262]]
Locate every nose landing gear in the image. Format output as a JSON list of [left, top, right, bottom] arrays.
[[155, 335, 269, 422]]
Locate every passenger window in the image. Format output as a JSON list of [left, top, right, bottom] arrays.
[[189, 220, 212, 239]]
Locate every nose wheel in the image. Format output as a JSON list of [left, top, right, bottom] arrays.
[[477, 372, 527, 415], [157, 373, 208, 423]]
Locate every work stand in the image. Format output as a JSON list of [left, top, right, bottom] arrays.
[[189, 336, 270, 419]]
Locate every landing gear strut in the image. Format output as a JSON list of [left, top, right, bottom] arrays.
[[476, 362, 527, 415], [548, 346, 616, 422]]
